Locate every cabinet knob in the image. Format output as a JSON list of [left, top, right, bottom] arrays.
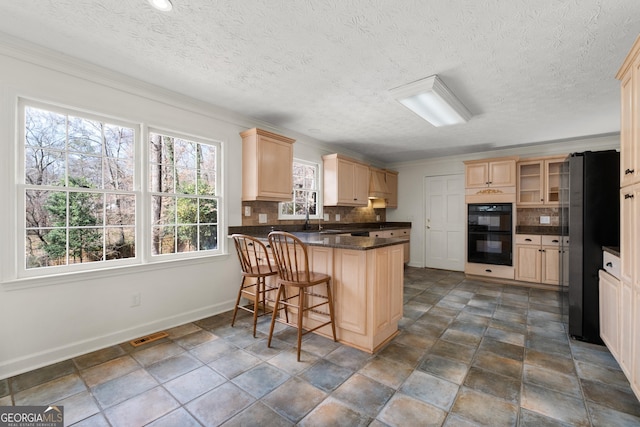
[[625, 168, 635, 175]]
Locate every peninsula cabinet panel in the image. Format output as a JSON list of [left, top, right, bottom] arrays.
[[240, 128, 295, 201], [333, 249, 368, 336]]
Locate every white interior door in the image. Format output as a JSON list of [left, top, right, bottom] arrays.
[[425, 174, 465, 271]]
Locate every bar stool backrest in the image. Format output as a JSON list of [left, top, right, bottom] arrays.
[[231, 234, 276, 276], [268, 231, 311, 284]]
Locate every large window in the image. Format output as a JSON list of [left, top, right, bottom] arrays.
[[279, 160, 321, 220], [149, 131, 219, 255], [20, 101, 222, 276]]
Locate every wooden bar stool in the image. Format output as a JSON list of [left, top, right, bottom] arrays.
[[267, 231, 337, 361], [230, 234, 279, 337]]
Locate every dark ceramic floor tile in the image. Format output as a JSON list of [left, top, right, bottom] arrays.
[[463, 366, 520, 404], [186, 382, 255, 426], [147, 352, 203, 383], [440, 328, 482, 348], [53, 390, 100, 426], [521, 383, 590, 426], [399, 371, 459, 411], [80, 355, 140, 388], [0, 379, 9, 398], [299, 333, 342, 357], [104, 386, 179, 427], [472, 351, 522, 379], [447, 319, 487, 337], [587, 402, 640, 427], [231, 363, 289, 399], [173, 329, 218, 350], [377, 342, 425, 367], [163, 365, 226, 404], [570, 342, 621, 371], [131, 342, 184, 367], [359, 356, 414, 389], [430, 339, 477, 364], [489, 318, 528, 335], [580, 378, 640, 417], [523, 364, 582, 398], [208, 349, 263, 379], [393, 331, 436, 350], [243, 337, 291, 361], [377, 393, 447, 427], [324, 345, 374, 371], [299, 359, 353, 392], [478, 337, 524, 361], [11, 360, 77, 393], [165, 322, 202, 339], [298, 397, 369, 427], [91, 369, 158, 408], [14, 373, 86, 406], [267, 348, 319, 374], [331, 374, 395, 418], [222, 401, 294, 427], [449, 387, 518, 426], [70, 413, 111, 427], [525, 335, 571, 357], [575, 360, 631, 390], [518, 408, 574, 427], [417, 354, 469, 385], [73, 345, 127, 370], [525, 348, 576, 375], [262, 377, 327, 423], [146, 408, 202, 427], [484, 327, 525, 347], [190, 337, 238, 363]]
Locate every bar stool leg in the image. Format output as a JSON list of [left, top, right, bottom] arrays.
[[268, 284, 284, 348], [231, 276, 246, 327]]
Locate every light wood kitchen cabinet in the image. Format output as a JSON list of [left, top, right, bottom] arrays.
[[517, 156, 568, 206], [464, 157, 517, 189], [369, 228, 410, 263], [369, 168, 398, 209], [323, 154, 369, 206], [599, 269, 620, 361], [385, 170, 399, 208], [514, 234, 562, 286], [617, 36, 640, 188], [369, 167, 389, 199], [240, 128, 295, 201]]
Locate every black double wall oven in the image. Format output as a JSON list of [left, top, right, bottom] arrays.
[[467, 203, 513, 266]]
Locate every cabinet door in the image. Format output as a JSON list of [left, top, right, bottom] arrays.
[[353, 162, 370, 206], [336, 159, 356, 205], [386, 171, 398, 208], [620, 281, 633, 377], [599, 270, 620, 360], [515, 245, 541, 283], [256, 134, 293, 199], [489, 159, 516, 187], [518, 161, 543, 205], [541, 247, 561, 285], [465, 163, 489, 188], [544, 159, 567, 206], [620, 187, 636, 285], [632, 288, 640, 398]]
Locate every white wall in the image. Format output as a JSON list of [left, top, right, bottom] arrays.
[[387, 135, 620, 269], [0, 40, 334, 379]]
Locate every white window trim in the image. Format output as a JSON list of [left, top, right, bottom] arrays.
[[12, 99, 226, 282], [278, 158, 323, 220]]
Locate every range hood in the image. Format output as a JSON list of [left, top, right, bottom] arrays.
[[369, 167, 390, 199]]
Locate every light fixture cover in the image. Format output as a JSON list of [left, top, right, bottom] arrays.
[[148, 0, 173, 12], [390, 75, 472, 127]]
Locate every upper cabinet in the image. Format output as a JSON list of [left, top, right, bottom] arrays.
[[385, 170, 399, 208], [240, 128, 295, 201], [617, 36, 640, 188], [464, 157, 517, 188], [323, 154, 369, 206], [517, 156, 568, 206]]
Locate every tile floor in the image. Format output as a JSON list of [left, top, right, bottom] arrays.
[[1, 267, 640, 426]]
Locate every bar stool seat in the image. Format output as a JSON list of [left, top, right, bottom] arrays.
[[230, 234, 279, 337], [267, 231, 337, 361]]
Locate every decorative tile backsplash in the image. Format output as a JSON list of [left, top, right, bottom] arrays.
[[516, 207, 567, 227], [241, 201, 386, 226]]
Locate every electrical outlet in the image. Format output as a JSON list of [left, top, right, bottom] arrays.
[[244, 206, 251, 217], [540, 216, 551, 224], [324, 213, 329, 221], [131, 293, 141, 307], [335, 214, 341, 222], [258, 213, 267, 223]]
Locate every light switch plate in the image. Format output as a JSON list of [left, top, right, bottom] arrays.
[[324, 213, 329, 221], [335, 214, 341, 222], [244, 206, 251, 217], [540, 215, 551, 224], [258, 213, 267, 224]]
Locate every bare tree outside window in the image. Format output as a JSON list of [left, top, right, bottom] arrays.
[[149, 132, 218, 255], [279, 161, 319, 218], [24, 106, 135, 269]]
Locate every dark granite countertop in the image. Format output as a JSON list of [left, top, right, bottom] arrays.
[[603, 246, 620, 257], [228, 222, 411, 251]]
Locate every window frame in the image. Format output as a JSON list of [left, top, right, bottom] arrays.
[[278, 158, 323, 221], [15, 99, 225, 280]]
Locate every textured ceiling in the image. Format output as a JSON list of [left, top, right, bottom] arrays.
[[0, 0, 639, 163]]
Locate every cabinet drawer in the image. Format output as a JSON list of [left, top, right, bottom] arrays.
[[541, 235, 562, 246], [465, 263, 515, 279], [515, 234, 541, 245], [603, 251, 621, 280]]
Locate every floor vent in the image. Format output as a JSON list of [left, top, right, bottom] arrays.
[[130, 331, 168, 347]]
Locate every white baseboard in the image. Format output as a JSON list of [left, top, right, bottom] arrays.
[[0, 301, 234, 380]]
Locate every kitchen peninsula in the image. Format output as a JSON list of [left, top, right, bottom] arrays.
[[228, 227, 407, 353]]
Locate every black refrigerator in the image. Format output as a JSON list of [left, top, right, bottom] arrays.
[[568, 150, 620, 344]]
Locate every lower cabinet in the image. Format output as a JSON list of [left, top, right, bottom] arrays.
[[599, 269, 620, 360], [368, 228, 410, 263], [514, 234, 565, 286]]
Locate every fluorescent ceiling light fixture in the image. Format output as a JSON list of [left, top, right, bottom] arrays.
[[390, 75, 472, 127], [148, 0, 173, 12]]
